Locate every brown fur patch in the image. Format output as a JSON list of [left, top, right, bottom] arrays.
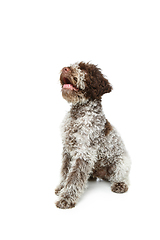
[[92, 163, 116, 180], [104, 119, 112, 135], [79, 62, 112, 100]]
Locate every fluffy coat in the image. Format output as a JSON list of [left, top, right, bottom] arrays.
[[55, 62, 131, 209]]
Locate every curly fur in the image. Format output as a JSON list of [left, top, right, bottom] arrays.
[[55, 62, 131, 209]]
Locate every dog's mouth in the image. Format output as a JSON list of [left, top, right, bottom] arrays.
[[62, 77, 79, 92]]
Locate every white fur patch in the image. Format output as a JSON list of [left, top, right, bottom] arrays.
[[70, 62, 86, 90]]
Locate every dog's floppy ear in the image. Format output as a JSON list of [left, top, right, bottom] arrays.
[[84, 65, 112, 99], [96, 74, 112, 97]]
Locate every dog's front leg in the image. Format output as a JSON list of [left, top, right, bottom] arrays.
[[56, 158, 93, 209], [55, 148, 71, 196]]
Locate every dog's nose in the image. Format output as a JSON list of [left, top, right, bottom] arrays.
[[62, 67, 70, 73]]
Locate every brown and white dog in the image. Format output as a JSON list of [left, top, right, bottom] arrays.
[[55, 62, 131, 209]]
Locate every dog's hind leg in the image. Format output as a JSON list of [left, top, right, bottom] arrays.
[[110, 154, 131, 193]]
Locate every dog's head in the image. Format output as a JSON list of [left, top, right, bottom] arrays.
[[60, 62, 112, 104]]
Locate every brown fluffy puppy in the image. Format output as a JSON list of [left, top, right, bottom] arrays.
[[55, 62, 131, 209]]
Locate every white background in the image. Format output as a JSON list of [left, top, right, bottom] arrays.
[[0, 0, 160, 239]]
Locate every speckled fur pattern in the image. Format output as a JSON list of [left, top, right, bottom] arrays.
[[55, 62, 131, 209]]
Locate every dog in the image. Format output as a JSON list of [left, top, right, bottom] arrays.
[[55, 62, 131, 209]]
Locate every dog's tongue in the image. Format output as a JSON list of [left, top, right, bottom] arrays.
[[63, 84, 78, 91]]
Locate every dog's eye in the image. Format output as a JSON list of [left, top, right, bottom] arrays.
[[74, 77, 77, 82], [82, 70, 87, 75]]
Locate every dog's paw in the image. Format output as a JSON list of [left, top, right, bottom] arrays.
[[55, 185, 64, 196], [111, 182, 128, 193], [56, 198, 76, 209]]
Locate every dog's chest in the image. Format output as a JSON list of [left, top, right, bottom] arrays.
[[61, 111, 98, 151]]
